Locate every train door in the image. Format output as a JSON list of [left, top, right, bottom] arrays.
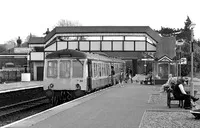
[[87, 59, 92, 91]]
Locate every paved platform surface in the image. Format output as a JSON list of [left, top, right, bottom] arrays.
[[3, 82, 200, 128], [0, 81, 43, 93], [3, 82, 168, 128]]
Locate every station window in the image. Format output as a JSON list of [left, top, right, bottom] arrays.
[[47, 60, 58, 78], [72, 60, 83, 78], [60, 60, 71, 78]]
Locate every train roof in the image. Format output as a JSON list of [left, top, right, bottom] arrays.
[[46, 49, 124, 63]]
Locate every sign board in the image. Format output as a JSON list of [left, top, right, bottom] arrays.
[[176, 39, 185, 46], [179, 58, 187, 64], [14, 48, 33, 53]]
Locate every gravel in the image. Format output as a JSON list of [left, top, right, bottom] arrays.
[[141, 86, 200, 128], [139, 110, 200, 128]]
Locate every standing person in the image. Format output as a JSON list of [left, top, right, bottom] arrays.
[[119, 69, 124, 86], [125, 67, 133, 83], [173, 78, 199, 109]]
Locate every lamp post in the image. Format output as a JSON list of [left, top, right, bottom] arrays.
[[176, 39, 185, 78], [189, 23, 196, 96]]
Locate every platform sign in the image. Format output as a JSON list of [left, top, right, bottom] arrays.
[[179, 58, 187, 64]]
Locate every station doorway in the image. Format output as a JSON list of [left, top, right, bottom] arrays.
[[37, 67, 43, 81]]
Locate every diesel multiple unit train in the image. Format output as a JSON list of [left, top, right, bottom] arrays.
[[43, 49, 126, 105]]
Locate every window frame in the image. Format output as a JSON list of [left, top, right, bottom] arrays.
[[59, 60, 71, 78], [47, 60, 58, 78]]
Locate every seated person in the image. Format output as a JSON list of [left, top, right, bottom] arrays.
[[173, 78, 199, 109], [160, 74, 174, 92]]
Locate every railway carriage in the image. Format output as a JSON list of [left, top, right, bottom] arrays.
[[43, 49, 125, 105]]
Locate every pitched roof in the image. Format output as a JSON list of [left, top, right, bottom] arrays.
[[28, 37, 45, 44], [155, 36, 176, 59], [45, 26, 161, 43]]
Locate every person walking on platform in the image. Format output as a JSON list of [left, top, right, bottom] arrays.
[[119, 69, 124, 86], [125, 67, 133, 83]]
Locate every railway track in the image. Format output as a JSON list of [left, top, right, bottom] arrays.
[[0, 96, 49, 117], [0, 84, 117, 127]]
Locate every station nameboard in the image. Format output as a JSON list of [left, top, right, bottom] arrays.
[[14, 48, 33, 53]]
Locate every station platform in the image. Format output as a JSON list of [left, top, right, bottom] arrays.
[[0, 81, 43, 93], [0, 81, 44, 108], [3, 82, 170, 128]]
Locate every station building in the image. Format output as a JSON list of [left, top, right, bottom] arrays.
[[29, 26, 177, 83]]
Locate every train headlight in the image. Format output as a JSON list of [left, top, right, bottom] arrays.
[[76, 84, 81, 90], [48, 83, 54, 89]]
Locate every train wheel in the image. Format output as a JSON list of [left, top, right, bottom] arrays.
[[74, 90, 85, 98], [51, 96, 59, 106], [66, 92, 74, 101], [61, 91, 68, 103]]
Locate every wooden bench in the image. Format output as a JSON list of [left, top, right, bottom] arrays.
[[167, 88, 183, 108]]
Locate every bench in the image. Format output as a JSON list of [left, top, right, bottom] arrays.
[[167, 88, 183, 108], [140, 77, 154, 85]]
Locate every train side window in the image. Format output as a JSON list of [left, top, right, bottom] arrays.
[[106, 64, 109, 76], [47, 61, 58, 78], [93, 62, 97, 78], [98, 63, 101, 77], [92, 63, 94, 77], [60, 60, 71, 78], [93, 63, 96, 77]]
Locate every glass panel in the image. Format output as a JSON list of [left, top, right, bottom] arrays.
[[85, 36, 101, 40], [147, 42, 156, 51], [60, 60, 71, 78], [158, 63, 168, 79], [124, 41, 134, 50], [79, 41, 89, 51], [125, 36, 145, 40], [103, 36, 123, 40], [113, 41, 122, 50], [91, 41, 100, 51], [102, 41, 111, 50], [57, 41, 67, 50], [68, 41, 78, 50], [135, 41, 145, 51], [72, 60, 83, 78], [45, 43, 56, 51], [47, 61, 57, 77]]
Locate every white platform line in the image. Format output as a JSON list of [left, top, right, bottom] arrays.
[[0, 85, 43, 94]]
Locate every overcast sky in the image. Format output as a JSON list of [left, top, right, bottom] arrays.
[[0, 0, 199, 44]]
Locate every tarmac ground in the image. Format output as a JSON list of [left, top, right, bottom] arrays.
[[2, 80, 200, 128]]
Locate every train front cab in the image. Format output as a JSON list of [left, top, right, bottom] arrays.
[[43, 58, 89, 105]]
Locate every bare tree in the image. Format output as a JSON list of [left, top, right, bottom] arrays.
[[54, 19, 83, 41], [4, 39, 16, 50], [56, 19, 81, 27], [0, 45, 6, 53]]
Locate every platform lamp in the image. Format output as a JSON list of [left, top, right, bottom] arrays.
[[188, 22, 196, 96], [176, 39, 185, 78]]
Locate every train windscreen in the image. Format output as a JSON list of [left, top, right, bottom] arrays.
[[72, 60, 83, 78], [60, 60, 71, 78], [47, 60, 58, 78]]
